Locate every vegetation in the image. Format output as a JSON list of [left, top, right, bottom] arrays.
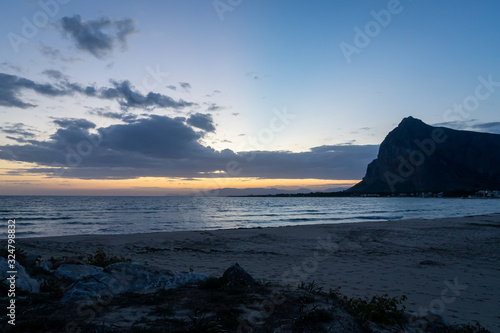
[[0, 253, 492, 332], [298, 280, 323, 294], [345, 293, 407, 326], [447, 322, 492, 333], [85, 248, 132, 267]]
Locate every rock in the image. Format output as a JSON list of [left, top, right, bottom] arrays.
[[39, 260, 53, 272], [348, 116, 500, 193], [366, 322, 393, 333], [55, 264, 103, 281], [0, 257, 40, 293], [62, 274, 110, 301], [61, 262, 208, 302], [221, 263, 256, 286]]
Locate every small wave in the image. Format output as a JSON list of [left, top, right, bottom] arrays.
[[18, 216, 73, 221], [354, 215, 404, 220], [281, 217, 344, 222], [14, 231, 38, 236]]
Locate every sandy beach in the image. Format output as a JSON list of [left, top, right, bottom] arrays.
[[21, 214, 500, 331]]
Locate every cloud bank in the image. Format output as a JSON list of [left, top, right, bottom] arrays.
[[0, 73, 194, 111], [0, 115, 378, 180]]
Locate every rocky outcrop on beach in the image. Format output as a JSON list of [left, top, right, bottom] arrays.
[[349, 116, 500, 193], [59, 262, 208, 302], [0, 257, 40, 293], [0, 254, 491, 332]]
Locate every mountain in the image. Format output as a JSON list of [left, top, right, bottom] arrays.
[[348, 117, 500, 193]]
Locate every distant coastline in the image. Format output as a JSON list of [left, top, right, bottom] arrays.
[[230, 189, 500, 198]]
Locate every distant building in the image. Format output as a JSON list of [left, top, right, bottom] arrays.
[[476, 190, 500, 198]]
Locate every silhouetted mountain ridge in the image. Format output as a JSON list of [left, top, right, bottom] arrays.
[[349, 116, 500, 193]]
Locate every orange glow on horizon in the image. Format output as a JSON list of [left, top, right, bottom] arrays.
[[0, 160, 359, 195]]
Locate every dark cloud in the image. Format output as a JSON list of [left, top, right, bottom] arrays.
[[432, 120, 473, 129], [60, 15, 137, 59], [205, 103, 223, 112], [0, 73, 70, 108], [0, 123, 38, 140], [42, 69, 67, 80], [433, 120, 500, 134], [100, 115, 214, 159], [52, 118, 96, 129], [98, 80, 195, 110], [166, 85, 177, 91], [234, 145, 378, 180], [88, 109, 138, 123], [205, 90, 221, 98], [0, 62, 23, 73], [0, 73, 194, 110], [246, 71, 261, 80], [205, 90, 221, 97], [187, 113, 216, 132], [38, 44, 81, 63], [0, 115, 378, 180], [5, 136, 29, 143], [471, 122, 500, 133], [179, 82, 191, 91]]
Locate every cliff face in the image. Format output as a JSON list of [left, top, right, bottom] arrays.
[[349, 117, 500, 193]]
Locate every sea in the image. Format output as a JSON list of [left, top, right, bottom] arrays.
[[1, 196, 500, 238]]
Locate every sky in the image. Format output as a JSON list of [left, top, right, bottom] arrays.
[[0, 0, 500, 195]]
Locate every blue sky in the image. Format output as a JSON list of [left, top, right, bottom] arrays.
[[1, 0, 499, 195]]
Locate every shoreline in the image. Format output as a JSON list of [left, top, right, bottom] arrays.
[[15, 211, 500, 240], [19, 214, 500, 330]]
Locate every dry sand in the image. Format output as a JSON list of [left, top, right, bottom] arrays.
[[21, 214, 500, 331]]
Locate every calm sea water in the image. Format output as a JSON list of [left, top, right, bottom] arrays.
[[1, 196, 500, 238]]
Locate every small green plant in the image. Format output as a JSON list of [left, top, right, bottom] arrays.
[[346, 293, 407, 325], [298, 280, 323, 294], [448, 322, 491, 333], [85, 248, 131, 267], [48, 255, 68, 265], [329, 286, 342, 299]]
